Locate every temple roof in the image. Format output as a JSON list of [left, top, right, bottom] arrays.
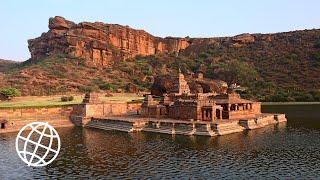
[[212, 93, 253, 104]]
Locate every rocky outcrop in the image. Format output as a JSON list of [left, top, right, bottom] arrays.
[[28, 16, 190, 66], [151, 74, 228, 96], [0, 59, 18, 73], [48, 16, 75, 30], [151, 75, 176, 96], [230, 33, 255, 48], [232, 33, 255, 44]]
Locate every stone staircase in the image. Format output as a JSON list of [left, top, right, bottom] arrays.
[[86, 121, 134, 132], [142, 127, 176, 135], [213, 122, 245, 135], [238, 114, 286, 130], [85, 114, 286, 137]]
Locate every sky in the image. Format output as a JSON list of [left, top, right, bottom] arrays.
[[0, 0, 319, 61]]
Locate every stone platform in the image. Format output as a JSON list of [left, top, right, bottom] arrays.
[[86, 113, 287, 136]]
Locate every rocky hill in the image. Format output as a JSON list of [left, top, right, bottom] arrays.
[[28, 16, 189, 66], [0, 59, 18, 72], [1, 17, 320, 101]]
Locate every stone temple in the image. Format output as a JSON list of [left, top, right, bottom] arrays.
[[141, 70, 261, 121], [80, 70, 286, 136]]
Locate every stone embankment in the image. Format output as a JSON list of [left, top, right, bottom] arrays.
[[0, 106, 74, 133], [0, 101, 141, 134], [86, 113, 287, 136]]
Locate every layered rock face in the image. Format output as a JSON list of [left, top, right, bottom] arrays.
[[28, 16, 190, 66]]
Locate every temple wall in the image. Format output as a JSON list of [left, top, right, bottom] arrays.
[[0, 106, 74, 133], [228, 111, 257, 119], [0, 102, 142, 133], [252, 102, 261, 114], [228, 102, 261, 119], [127, 103, 141, 113], [142, 106, 159, 118], [72, 102, 141, 118], [140, 105, 168, 118], [168, 105, 198, 120], [0, 106, 73, 117]]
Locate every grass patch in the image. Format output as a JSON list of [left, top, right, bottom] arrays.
[[0, 93, 143, 109], [100, 94, 144, 102], [0, 95, 82, 109]]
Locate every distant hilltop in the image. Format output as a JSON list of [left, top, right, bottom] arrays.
[[28, 16, 320, 67]]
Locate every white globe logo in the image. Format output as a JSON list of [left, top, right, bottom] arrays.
[[15, 122, 61, 167]]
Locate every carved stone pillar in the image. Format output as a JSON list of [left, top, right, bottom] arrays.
[[172, 123, 176, 134], [156, 122, 160, 128], [228, 104, 231, 111]]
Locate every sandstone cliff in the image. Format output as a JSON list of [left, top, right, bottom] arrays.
[[28, 16, 190, 66]]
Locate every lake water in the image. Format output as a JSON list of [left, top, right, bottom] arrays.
[[0, 105, 320, 179]]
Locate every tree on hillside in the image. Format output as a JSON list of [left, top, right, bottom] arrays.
[[0, 87, 21, 101], [214, 60, 259, 86]]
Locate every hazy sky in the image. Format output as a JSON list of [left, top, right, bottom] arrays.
[[1, 0, 319, 61]]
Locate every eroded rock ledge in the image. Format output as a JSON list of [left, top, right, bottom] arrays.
[[28, 16, 190, 66]]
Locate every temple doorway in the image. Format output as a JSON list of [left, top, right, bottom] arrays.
[[216, 109, 221, 120], [1, 123, 5, 129]]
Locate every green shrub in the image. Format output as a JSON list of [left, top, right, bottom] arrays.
[[266, 90, 289, 102], [315, 40, 320, 48], [68, 96, 74, 101], [61, 96, 74, 102], [210, 59, 259, 86], [311, 49, 320, 65], [199, 52, 210, 59], [0, 88, 21, 98], [61, 96, 69, 102], [292, 91, 314, 102], [99, 83, 115, 90], [134, 60, 153, 76], [91, 79, 115, 91], [310, 90, 320, 101]]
